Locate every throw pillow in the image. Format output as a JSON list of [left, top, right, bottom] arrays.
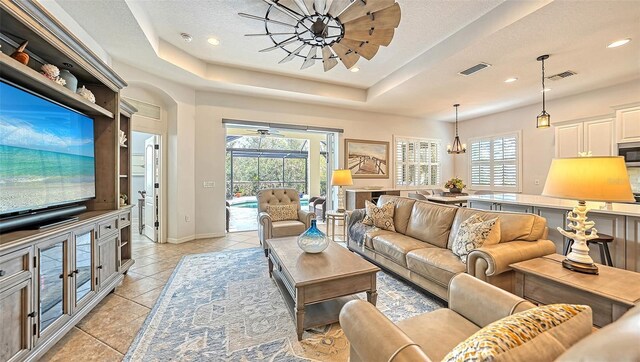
[[443, 304, 592, 362], [266, 204, 298, 222], [362, 200, 396, 232], [451, 215, 500, 263]]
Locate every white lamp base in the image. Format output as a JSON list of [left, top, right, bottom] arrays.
[[337, 186, 345, 213], [557, 200, 599, 275]]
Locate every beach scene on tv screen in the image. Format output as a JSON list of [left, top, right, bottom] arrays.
[[0, 82, 95, 215]]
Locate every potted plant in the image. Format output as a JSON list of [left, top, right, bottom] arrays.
[[444, 177, 466, 193]]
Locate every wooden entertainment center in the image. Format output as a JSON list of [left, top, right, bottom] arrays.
[[0, 1, 135, 361]]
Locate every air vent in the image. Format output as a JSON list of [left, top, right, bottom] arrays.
[[458, 62, 492, 76], [547, 70, 577, 81], [123, 97, 161, 120]]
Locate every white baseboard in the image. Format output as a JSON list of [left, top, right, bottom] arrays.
[[167, 232, 226, 244]]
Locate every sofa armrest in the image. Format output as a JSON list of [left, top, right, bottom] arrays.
[[298, 209, 314, 228], [448, 273, 534, 328], [340, 300, 432, 362], [467, 239, 556, 277], [258, 212, 273, 246]]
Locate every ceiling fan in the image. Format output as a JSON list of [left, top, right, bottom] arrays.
[[239, 0, 401, 72], [236, 128, 285, 137]]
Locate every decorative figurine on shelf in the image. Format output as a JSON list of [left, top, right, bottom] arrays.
[[444, 177, 466, 193], [10, 41, 29, 65], [297, 218, 329, 253], [119, 194, 128, 207], [118, 130, 128, 147], [41, 64, 66, 87], [76, 85, 96, 103], [59, 67, 78, 92]]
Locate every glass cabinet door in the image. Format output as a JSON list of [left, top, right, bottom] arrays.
[[37, 236, 69, 335], [73, 228, 95, 309]]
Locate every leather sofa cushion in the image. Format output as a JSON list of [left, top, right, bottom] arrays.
[[257, 188, 301, 213], [447, 207, 547, 248], [405, 201, 458, 248], [557, 305, 640, 362], [397, 308, 480, 361], [378, 195, 416, 235], [372, 233, 433, 267], [406, 248, 466, 287], [364, 229, 395, 249], [272, 220, 306, 238]]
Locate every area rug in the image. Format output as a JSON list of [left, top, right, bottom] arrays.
[[125, 247, 444, 361]]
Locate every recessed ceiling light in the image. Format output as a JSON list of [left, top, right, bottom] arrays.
[[208, 37, 220, 46], [504, 77, 518, 83], [181, 33, 193, 43], [350, 66, 360, 73], [541, 88, 551, 93], [607, 38, 631, 48]]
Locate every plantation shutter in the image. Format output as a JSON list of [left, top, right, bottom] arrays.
[[394, 137, 441, 187], [469, 132, 521, 191]]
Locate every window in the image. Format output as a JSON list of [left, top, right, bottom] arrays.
[[394, 136, 441, 187], [469, 131, 522, 191]]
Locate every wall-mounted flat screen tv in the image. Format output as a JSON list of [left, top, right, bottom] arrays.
[[0, 79, 96, 216]]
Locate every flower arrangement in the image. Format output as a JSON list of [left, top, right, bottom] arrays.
[[444, 177, 466, 190]]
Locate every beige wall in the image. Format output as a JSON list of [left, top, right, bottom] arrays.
[[454, 80, 640, 194]]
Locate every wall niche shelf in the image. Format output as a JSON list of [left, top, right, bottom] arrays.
[[0, 53, 114, 118]]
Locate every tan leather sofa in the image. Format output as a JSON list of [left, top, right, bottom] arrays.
[[257, 188, 314, 256], [347, 195, 556, 299], [340, 273, 640, 362]]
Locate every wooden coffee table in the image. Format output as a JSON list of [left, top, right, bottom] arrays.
[[266, 237, 380, 340], [511, 254, 640, 327]]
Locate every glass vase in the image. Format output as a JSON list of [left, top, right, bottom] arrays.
[[297, 219, 329, 253]]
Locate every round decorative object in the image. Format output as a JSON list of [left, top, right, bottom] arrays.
[[41, 64, 60, 81], [297, 219, 329, 253], [449, 188, 462, 194], [10, 41, 29, 65], [76, 86, 96, 103], [59, 69, 78, 92]]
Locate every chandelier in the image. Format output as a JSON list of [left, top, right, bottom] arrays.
[[239, 0, 401, 71], [447, 104, 466, 155]]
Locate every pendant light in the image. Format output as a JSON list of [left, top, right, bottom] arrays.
[[447, 104, 466, 154], [536, 54, 550, 128]]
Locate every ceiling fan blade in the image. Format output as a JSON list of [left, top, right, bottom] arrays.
[[301, 46, 317, 70], [327, 0, 355, 17], [279, 43, 307, 63], [262, 0, 303, 21], [343, 3, 401, 31], [303, 0, 315, 14], [245, 32, 296, 37], [331, 43, 360, 69], [239, 13, 296, 28], [337, 0, 395, 23], [292, 0, 312, 15], [322, 46, 338, 72], [314, 0, 328, 14], [343, 28, 395, 46], [337, 38, 379, 60], [259, 36, 299, 52]]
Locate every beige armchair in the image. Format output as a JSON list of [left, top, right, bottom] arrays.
[[257, 188, 314, 256]]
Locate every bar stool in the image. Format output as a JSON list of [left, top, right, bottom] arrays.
[[563, 230, 614, 266]]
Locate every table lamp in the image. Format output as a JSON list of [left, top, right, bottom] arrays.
[[332, 169, 353, 213], [542, 156, 634, 274]]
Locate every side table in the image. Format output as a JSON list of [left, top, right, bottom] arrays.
[[326, 211, 347, 242], [510, 254, 640, 327]]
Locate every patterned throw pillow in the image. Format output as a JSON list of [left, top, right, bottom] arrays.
[[362, 200, 396, 232], [451, 215, 500, 263], [443, 304, 591, 362], [266, 204, 298, 222]]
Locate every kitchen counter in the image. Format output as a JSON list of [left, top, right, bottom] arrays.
[[466, 194, 640, 272], [468, 193, 640, 217]]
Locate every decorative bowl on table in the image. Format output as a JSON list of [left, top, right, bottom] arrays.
[[297, 219, 329, 253]]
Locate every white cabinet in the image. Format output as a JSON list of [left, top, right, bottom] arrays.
[[555, 118, 614, 157], [616, 106, 640, 143]]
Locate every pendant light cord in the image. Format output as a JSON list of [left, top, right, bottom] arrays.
[[541, 58, 546, 111], [455, 105, 458, 135]]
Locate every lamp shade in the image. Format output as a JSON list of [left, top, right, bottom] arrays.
[[331, 169, 353, 186], [542, 156, 634, 202]]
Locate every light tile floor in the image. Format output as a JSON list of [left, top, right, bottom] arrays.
[[41, 222, 331, 361]]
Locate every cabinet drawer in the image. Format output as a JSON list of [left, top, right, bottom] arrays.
[[0, 247, 31, 283], [118, 211, 131, 228], [97, 218, 118, 239]]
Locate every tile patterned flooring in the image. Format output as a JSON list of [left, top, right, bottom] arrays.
[[40, 222, 330, 361]]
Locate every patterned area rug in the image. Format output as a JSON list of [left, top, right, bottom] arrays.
[[125, 247, 444, 361]]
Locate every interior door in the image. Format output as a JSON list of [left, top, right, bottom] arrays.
[[144, 135, 159, 242]]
